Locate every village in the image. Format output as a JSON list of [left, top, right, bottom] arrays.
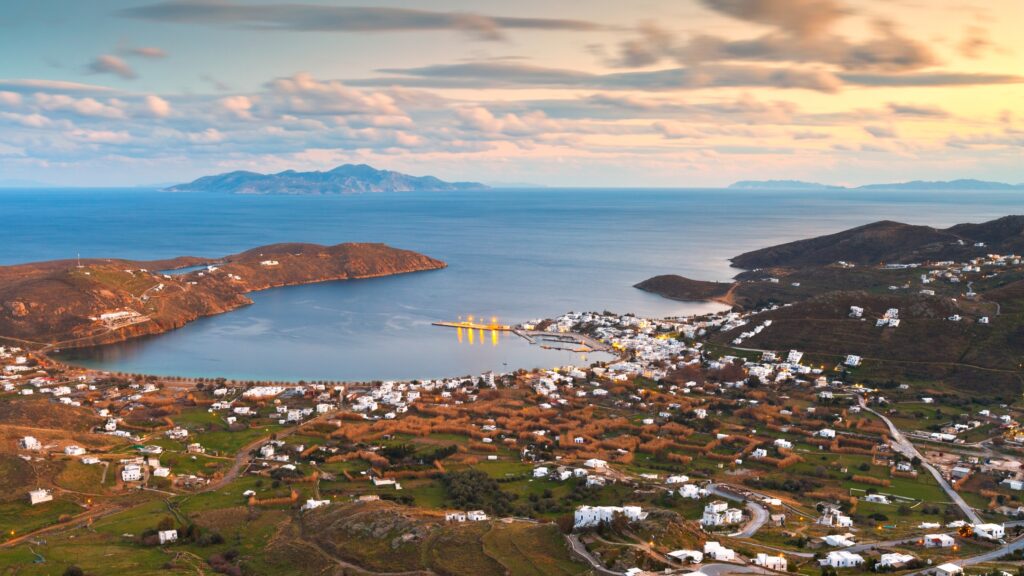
[[4, 250, 1024, 576]]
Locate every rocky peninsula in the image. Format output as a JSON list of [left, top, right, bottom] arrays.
[[0, 243, 445, 348]]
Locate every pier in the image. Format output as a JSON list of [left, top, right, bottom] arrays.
[[431, 321, 612, 353]]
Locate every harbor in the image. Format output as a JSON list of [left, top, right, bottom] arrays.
[[431, 319, 613, 353]]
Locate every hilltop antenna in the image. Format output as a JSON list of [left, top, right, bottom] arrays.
[[77, 253, 83, 268]]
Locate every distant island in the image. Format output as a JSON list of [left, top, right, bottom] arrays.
[[729, 178, 1024, 191], [0, 243, 445, 348], [166, 164, 489, 195]]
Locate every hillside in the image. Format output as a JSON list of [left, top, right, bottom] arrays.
[[167, 163, 488, 194], [633, 275, 734, 303], [282, 500, 587, 576], [731, 215, 1024, 269], [0, 243, 445, 348]]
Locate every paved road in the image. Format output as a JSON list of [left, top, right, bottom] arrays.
[[858, 396, 982, 524], [707, 484, 769, 538], [566, 533, 624, 576], [903, 534, 1024, 576]]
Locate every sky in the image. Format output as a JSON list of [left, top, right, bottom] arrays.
[[0, 0, 1021, 187]]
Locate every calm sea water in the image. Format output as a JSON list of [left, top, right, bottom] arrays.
[[1, 187, 1019, 381]]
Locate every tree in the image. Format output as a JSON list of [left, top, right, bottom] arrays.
[[63, 567, 85, 576]]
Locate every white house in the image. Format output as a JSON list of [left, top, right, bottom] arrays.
[[974, 523, 1005, 540], [574, 505, 646, 528], [754, 553, 787, 571], [121, 465, 142, 482], [877, 553, 915, 569], [584, 458, 607, 469], [844, 355, 861, 367], [667, 550, 703, 564], [818, 428, 836, 439], [773, 438, 792, 449], [445, 512, 467, 522], [158, 529, 178, 544], [823, 534, 855, 547], [864, 494, 890, 504], [751, 448, 768, 459], [703, 541, 735, 562], [301, 499, 330, 511], [923, 533, 955, 548], [787, 350, 804, 364], [28, 488, 53, 505], [64, 445, 86, 456], [819, 551, 863, 568], [20, 436, 41, 451], [935, 563, 963, 576], [533, 466, 549, 478], [701, 501, 743, 526], [466, 510, 488, 521], [818, 507, 853, 528], [679, 484, 702, 499]]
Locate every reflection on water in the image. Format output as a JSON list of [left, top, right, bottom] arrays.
[[58, 278, 617, 382]]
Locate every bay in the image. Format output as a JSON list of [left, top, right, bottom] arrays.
[[1, 187, 1018, 381]]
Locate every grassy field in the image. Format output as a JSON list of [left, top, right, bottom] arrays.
[[54, 461, 107, 494], [0, 498, 84, 539], [482, 522, 588, 576]]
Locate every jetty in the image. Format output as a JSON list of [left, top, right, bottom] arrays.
[[431, 321, 612, 353]]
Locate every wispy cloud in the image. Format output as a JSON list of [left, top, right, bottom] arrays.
[[127, 46, 168, 59], [88, 55, 137, 79], [364, 62, 845, 92], [118, 1, 607, 40]]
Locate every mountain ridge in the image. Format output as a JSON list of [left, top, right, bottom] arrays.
[[166, 164, 489, 195], [729, 178, 1024, 191]]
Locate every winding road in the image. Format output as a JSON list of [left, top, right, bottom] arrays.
[[706, 484, 769, 538], [857, 396, 981, 524]]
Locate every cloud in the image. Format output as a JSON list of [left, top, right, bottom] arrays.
[[698, 0, 849, 39], [608, 17, 936, 73], [201, 74, 231, 91], [67, 128, 133, 144], [264, 73, 404, 116], [88, 55, 137, 79], [0, 91, 22, 106], [219, 95, 253, 119], [144, 95, 172, 117], [959, 26, 994, 59], [840, 71, 1024, 87], [186, 128, 224, 143], [128, 46, 168, 59], [0, 79, 115, 94], [119, 1, 605, 41], [864, 125, 896, 138], [365, 62, 844, 92], [888, 103, 947, 118], [455, 106, 558, 136], [0, 112, 54, 128], [838, 19, 937, 72], [34, 93, 126, 119], [653, 121, 702, 139]]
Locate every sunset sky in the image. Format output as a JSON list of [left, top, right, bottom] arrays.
[[1, 0, 1021, 187]]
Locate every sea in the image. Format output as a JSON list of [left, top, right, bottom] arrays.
[[1, 187, 1020, 382]]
